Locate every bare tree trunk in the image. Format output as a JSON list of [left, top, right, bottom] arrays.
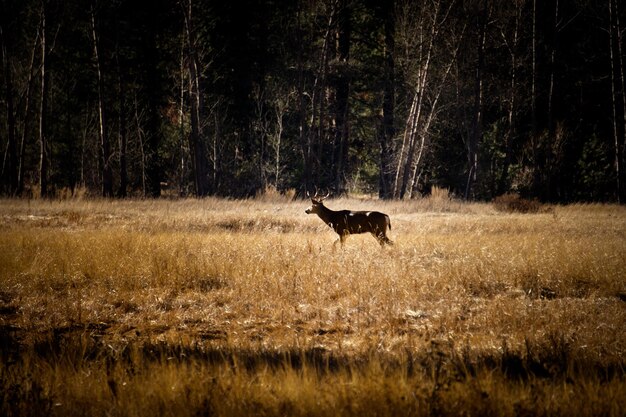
[[609, 0, 618, 201], [0, 24, 17, 194], [394, 0, 433, 199], [272, 94, 289, 187], [133, 92, 146, 196], [79, 107, 92, 188], [117, 57, 128, 198], [548, 0, 558, 135], [307, 3, 335, 190], [17, 21, 40, 196], [614, 0, 626, 203], [333, 0, 350, 195], [395, 0, 455, 199], [497, 4, 521, 195], [544, 0, 560, 200], [91, 6, 112, 197], [407, 58, 455, 198], [274, 109, 283, 187], [530, 0, 540, 197], [465, 1, 488, 200], [39, 1, 49, 198], [318, 18, 334, 188], [297, 62, 309, 192], [184, 0, 209, 196], [393, 91, 416, 198], [295, 3, 313, 195], [379, 0, 395, 199], [143, 6, 162, 198], [212, 109, 220, 192], [177, 24, 186, 196], [398, 86, 422, 199]]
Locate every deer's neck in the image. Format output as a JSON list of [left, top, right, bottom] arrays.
[[316, 205, 336, 226]]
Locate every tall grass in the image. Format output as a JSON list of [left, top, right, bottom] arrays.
[[1, 196, 625, 416]]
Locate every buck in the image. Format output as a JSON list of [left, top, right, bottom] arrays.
[[305, 193, 393, 246]]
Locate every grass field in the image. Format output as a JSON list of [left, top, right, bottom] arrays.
[[1, 193, 625, 416]]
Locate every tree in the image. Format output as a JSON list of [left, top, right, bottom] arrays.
[[91, 2, 113, 197], [464, 0, 490, 199], [332, 0, 351, 195], [496, 0, 524, 195], [393, 0, 460, 199], [38, 0, 50, 198], [183, 0, 210, 196], [609, 0, 625, 203], [378, 0, 395, 199], [0, 4, 18, 195]]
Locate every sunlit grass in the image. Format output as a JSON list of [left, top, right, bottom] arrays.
[[1, 196, 625, 416]]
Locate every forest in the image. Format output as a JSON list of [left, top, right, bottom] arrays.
[[1, 0, 625, 202]]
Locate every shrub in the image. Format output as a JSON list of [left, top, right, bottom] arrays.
[[493, 193, 542, 213]]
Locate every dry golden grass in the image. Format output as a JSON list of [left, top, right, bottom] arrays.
[[1, 195, 625, 416]]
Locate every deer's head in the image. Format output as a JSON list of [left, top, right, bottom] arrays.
[[305, 192, 329, 215]]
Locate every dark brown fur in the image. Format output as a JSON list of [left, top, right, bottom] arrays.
[[305, 197, 393, 246]]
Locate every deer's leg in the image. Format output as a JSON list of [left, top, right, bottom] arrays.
[[333, 234, 346, 249], [373, 231, 393, 246], [333, 233, 348, 248]]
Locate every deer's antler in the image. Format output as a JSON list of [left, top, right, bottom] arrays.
[[308, 188, 330, 201]]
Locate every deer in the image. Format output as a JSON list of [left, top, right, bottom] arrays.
[[305, 192, 393, 247]]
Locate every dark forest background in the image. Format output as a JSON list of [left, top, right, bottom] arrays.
[[1, 0, 625, 202]]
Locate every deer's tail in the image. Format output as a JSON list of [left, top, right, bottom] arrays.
[[386, 215, 392, 230]]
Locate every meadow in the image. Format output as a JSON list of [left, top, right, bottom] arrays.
[[1, 191, 625, 416]]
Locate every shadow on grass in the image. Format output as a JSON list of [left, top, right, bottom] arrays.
[[1, 325, 623, 383]]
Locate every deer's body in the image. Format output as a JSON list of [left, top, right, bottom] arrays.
[[305, 195, 393, 246]]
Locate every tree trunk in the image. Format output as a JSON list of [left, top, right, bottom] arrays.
[[133, 92, 146, 195], [91, 6, 113, 197], [393, 91, 416, 198], [379, 0, 395, 199], [272, 93, 288, 187], [314, 10, 334, 188], [399, 90, 422, 199], [548, 0, 558, 135], [497, 4, 521, 195], [144, 11, 162, 197], [38, 1, 49, 198], [17, 19, 40, 196], [614, 0, 626, 203], [609, 0, 618, 202], [117, 57, 128, 198], [296, 2, 313, 195], [0, 24, 18, 195], [465, 2, 488, 200], [177, 24, 186, 196], [184, 0, 209, 196], [333, 0, 350, 195], [530, 0, 540, 197], [305, 3, 336, 191], [396, 0, 446, 199], [544, 0, 560, 200], [407, 39, 459, 198]]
